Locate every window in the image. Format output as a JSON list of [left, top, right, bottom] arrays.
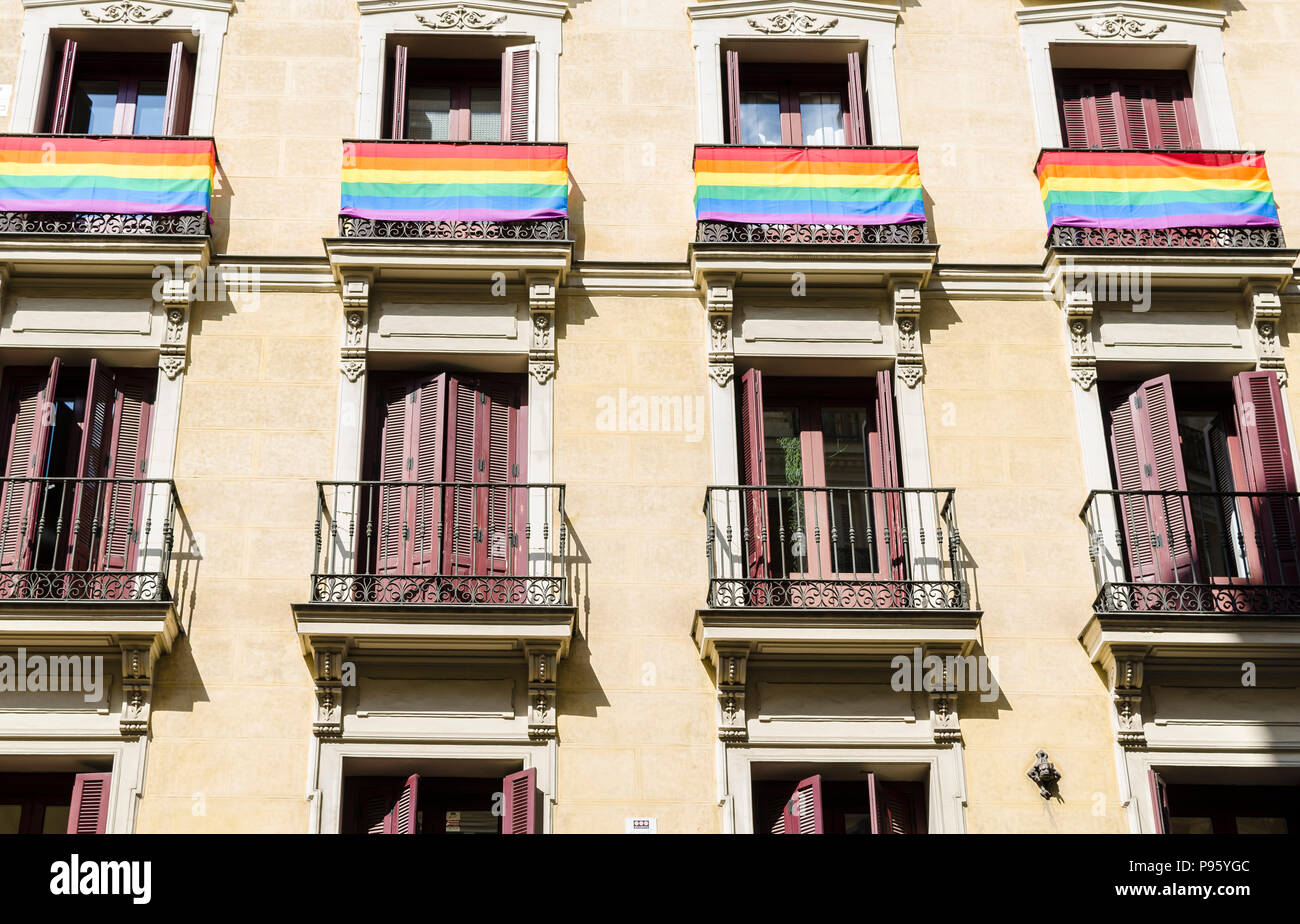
[[0, 771, 110, 834], [341, 768, 538, 834], [723, 51, 869, 146], [1152, 774, 1299, 834], [1055, 69, 1198, 150], [1102, 371, 1297, 586], [0, 361, 155, 581], [385, 45, 536, 141], [46, 40, 194, 135], [752, 772, 925, 834]]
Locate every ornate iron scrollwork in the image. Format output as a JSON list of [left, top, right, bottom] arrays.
[[696, 220, 929, 244], [339, 217, 569, 241], [1049, 225, 1285, 249], [0, 211, 207, 235]]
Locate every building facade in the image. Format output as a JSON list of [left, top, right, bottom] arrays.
[[0, 0, 1296, 834]]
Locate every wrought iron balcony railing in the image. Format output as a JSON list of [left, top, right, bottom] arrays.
[[311, 480, 567, 607], [1037, 148, 1286, 249], [337, 140, 570, 241], [704, 485, 969, 609], [1081, 489, 1300, 615], [693, 144, 929, 245], [0, 477, 184, 602], [0, 134, 215, 236]]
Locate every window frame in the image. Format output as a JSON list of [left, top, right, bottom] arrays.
[[1053, 67, 1199, 150], [387, 57, 503, 142], [735, 62, 856, 147]]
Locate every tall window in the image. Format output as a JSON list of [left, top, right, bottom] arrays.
[[1054, 69, 1198, 150], [723, 51, 869, 145], [386, 45, 537, 141], [0, 772, 111, 834], [342, 768, 538, 834], [754, 772, 925, 834], [46, 40, 195, 135]]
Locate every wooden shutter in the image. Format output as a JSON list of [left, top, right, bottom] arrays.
[[1057, 72, 1199, 150], [738, 368, 769, 581], [781, 775, 823, 834], [1232, 370, 1299, 583], [725, 50, 742, 145], [99, 371, 153, 574], [386, 774, 419, 834], [875, 781, 920, 834], [66, 772, 111, 834], [371, 379, 410, 575], [502, 768, 539, 834], [49, 39, 78, 133], [390, 45, 409, 140], [162, 41, 195, 135], [0, 367, 57, 572], [444, 376, 480, 574], [67, 360, 116, 572], [1110, 376, 1197, 584], [872, 370, 906, 580], [408, 374, 448, 576], [501, 44, 538, 142], [846, 51, 868, 146], [358, 779, 398, 834], [1149, 770, 1170, 834], [866, 770, 881, 834], [480, 378, 524, 575]]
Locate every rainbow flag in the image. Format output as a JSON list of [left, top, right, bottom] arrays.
[[340, 142, 567, 222], [0, 136, 214, 215], [694, 146, 925, 226], [1036, 150, 1280, 230]]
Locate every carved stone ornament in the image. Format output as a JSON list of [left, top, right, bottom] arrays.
[[930, 689, 961, 744], [715, 647, 749, 741], [1026, 750, 1062, 799], [1250, 283, 1287, 385], [526, 643, 560, 739], [119, 644, 157, 737], [312, 643, 347, 737], [1075, 13, 1167, 39], [529, 360, 556, 385], [158, 299, 190, 380], [708, 362, 735, 388], [892, 282, 924, 389], [1064, 286, 1097, 390], [528, 274, 558, 385], [81, 1, 172, 24], [1106, 654, 1146, 748], [339, 274, 371, 381], [416, 4, 506, 30], [747, 9, 839, 35]]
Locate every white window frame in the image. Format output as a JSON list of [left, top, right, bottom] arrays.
[[7, 0, 234, 136], [1016, 1, 1239, 149], [687, 0, 905, 146], [0, 739, 143, 833], [1122, 749, 1300, 834]]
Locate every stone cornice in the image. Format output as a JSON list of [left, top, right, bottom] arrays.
[[357, 0, 568, 20], [1015, 1, 1226, 31], [687, 0, 902, 27], [23, 0, 234, 13]]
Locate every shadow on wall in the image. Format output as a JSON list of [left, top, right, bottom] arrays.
[[555, 513, 614, 720]]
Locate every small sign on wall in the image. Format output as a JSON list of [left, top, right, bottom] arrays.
[[625, 817, 657, 834]]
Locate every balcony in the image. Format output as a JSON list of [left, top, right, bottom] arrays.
[[689, 145, 939, 289], [0, 134, 215, 279], [1037, 148, 1298, 292], [323, 140, 572, 288], [694, 486, 979, 664]]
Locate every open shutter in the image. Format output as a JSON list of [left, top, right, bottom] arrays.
[[873, 370, 906, 580], [875, 781, 920, 834], [502, 768, 539, 834], [99, 372, 153, 575], [501, 44, 538, 142], [359, 779, 398, 834], [480, 379, 524, 576], [0, 367, 57, 573], [846, 51, 868, 146], [66, 771, 111, 834], [386, 774, 419, 834], [67, 360, 116, 572], [725, 50, 742, 144], [866, 771, 880, 834], [389, 45, 409, 140], [444, 376, 479, 575], [1149, 770, 1170, 834], [161, 41, 195, 135], [1232, 370, 1299, 583], [738, 368, 769, 583], [372, 380, 410, 576], [781, 775, 823, 834], [408, 374, 447, 576], [49, 39, 77, 133]]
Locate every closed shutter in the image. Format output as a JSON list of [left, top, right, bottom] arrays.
[[1232, 370, 1299, 583], [100, 371, 153, 574], [1149, 770, 1170, 834], [846, 51, 868, 145], [502, 768, 539, 834], [444, 376, 480, 574], [162, 40, 195, 135], [66, 772, 111, 834], [738, 368, 769, 581], [67, 360, 116, 572], [725, 50, 742, 145], [480, 378, 524, 575], [372, 379, 410, 576], [387, 774, 419, 834], [49, 39, 78, 133], [872, 370, 905, 580], [1056, 72, 1199, 149], [1109, 375, 1198, 583], [781, 775, 823, 834], [0, 367, 56, 572], [501, 44, 538, 142], [408, 374, 448, 575]]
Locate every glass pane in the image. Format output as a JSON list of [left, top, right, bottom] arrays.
[[822, 408, 874, 573], [68, 80, 120, 134], [1236, 816, 1288, 834], [1169, 816, 1214, 834], [762, 408, 805, 576], [469, 87, 501, 141], [764, 409, 801, 486], [41, 805, 70, 834], [844, 813, 872, 835], [0, 805, 21, 834], [132, 80, 167, 135], [800, 92, 845, 145], [740, 91, 782, 145], [407, 86, 451, 141]]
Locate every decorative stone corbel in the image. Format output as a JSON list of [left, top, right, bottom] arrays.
[[925, 643, 963, 744], [157, 275, 194, 380], [525, 641, 560, 739], [1248, 282, 1286, 385], [891, 280, 924, 388], [705, 275, 735, 389], [714, 645, 749, 742], [1103, 649, 1147, 748], [528, 273, 558, 385], [339, 273, 372, 384], [311, 640, 348, 737], [119, 643, 159, 738], [1064, 285, 1097, 390]]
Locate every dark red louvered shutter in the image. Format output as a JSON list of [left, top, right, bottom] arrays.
[[386, 774, 419, 834], [846, 51, 868, 146], [725, 50, 742, 144], [0, 366, 57, 573], [738, 368, 769, 582], [359, 779, 398, 834], [781, 775, 823, 834], [1058, 80, 1089, 149], [501, 45, 537, 142], [66, 771, 111, 834], [1232, 370, 1299, 583], [1149, 770, 1170, 834], [480, 378, 524, 576], [49, 39, 77, 133], [1057, 72, 1199, 149], [872, 370, 905, 580], [408, 374, 447, 576], [502, 768, 539, 834], [67, 360, 116, 572], [875, 781, 920, 834], [162, 40, 194, 135], [389, 45, 409, 140], [444, 376, 479, 575], [99, 371, 153, 575], [866, 770, 880, 833], [372, 379, 410, 576]]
